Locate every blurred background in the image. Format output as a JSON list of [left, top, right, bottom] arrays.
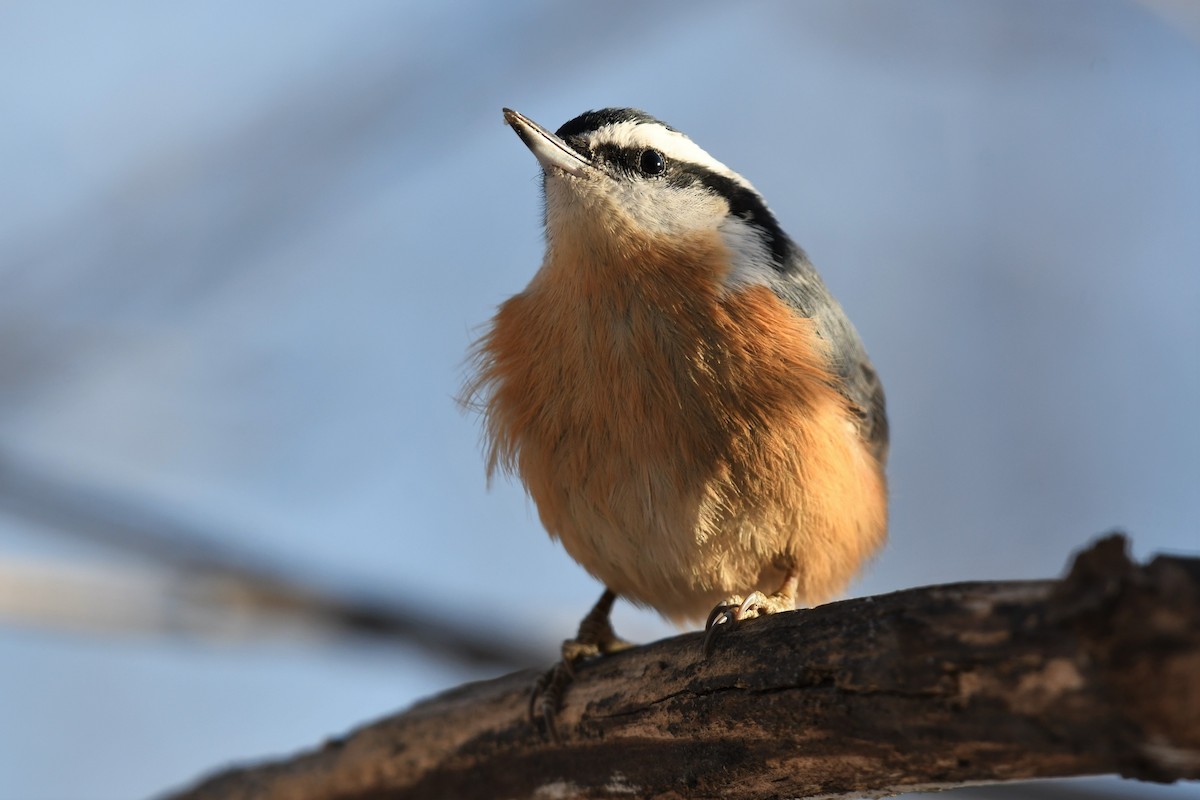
[[1, 1, 1197, 798]]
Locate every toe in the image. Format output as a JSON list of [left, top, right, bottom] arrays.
[[705, 596, 744, 630], [529, 662, 573, 741], [737, 591, 769, 620], [540, 702, 561, 744], [703, 590, 797, 658]]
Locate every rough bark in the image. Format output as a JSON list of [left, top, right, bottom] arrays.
[[167, 535, 1200, 800]]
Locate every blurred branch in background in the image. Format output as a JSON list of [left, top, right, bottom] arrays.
[[0, 450, 543, 670]]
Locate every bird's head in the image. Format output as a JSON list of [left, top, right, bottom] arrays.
[[502, 107, 797, 289]]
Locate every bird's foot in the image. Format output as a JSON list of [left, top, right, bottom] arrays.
[[530, 591, 631, 742], [703, 590, 792, 657]]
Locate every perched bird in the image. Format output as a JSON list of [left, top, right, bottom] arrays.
[[466, 107, 888, 733]]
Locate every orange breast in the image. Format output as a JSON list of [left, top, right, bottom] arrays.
[[467, 222, 886, 623]]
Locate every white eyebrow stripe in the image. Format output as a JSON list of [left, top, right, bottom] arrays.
[[584, 120, 757, 192]]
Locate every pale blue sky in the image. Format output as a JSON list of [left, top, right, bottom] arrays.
[[1, 2, 1197, 798]]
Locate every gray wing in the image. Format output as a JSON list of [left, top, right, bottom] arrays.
[[770, 250, 889, 466]]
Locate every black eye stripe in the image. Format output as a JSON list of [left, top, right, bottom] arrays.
[[594, 142, 620, 163], [577, 142, 795, 270], [585, 144, 667, 179]]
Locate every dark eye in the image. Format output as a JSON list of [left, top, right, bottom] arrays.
[[638, 149, 666, 176]]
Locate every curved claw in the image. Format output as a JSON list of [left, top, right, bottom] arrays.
[[528, 669, 550, 721], [704, 594, 744, 658], [738, 591, 769, 619], [703, 607, 736, 657], [705, 602, 731, 632], [528, 663, 570, 742], [527, 589, 630, 742], [704, 591, 782, 657], [540, 700, 561, 745]]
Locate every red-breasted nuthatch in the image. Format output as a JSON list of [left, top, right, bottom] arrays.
[[467, 108, 888, 733]]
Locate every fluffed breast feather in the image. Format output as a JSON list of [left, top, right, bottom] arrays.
[[464, 221, 887, 623]]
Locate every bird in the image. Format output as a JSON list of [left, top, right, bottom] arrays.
[[465, 107, 888, 736]]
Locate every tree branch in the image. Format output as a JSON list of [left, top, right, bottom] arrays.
[[166, 534, 1200, 800]]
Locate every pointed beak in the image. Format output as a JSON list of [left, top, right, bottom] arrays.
[[503, 108, 593, 178]]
